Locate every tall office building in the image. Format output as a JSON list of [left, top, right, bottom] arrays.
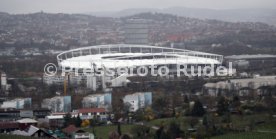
[[124, 19, 149, 45], [1, 72, 7, 91]]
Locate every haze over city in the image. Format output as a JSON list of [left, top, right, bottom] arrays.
[[1, 0, 276, 13], [0, 0, 276, 139]]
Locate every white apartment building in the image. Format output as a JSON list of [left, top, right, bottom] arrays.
[[1, 98, 32, 109], [82, 93, 112, 110], [41, 96, 71, 112], [43, 74, 86, 86], [123, 92, 152, 112], [204, 76, 276, 96]]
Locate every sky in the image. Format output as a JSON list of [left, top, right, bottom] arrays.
[[0, 0, 276, 14]]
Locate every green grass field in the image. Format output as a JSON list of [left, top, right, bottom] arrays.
[[211, 132, 276, 139], [256, 119, 276, 132], [83, 115, 276, 139], [83, 124, 135, 139]]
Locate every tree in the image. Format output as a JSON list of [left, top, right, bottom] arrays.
[[152, 96, 168, 117], [183, 94, 189, 104], [155, 126, 164, 139], [75, 115, 82, 127], [63, 113, 72, 127], [133, 109, 144, 122], [131, 125, 151, 139], [217, 97, 229, 116], [222, 112, 231, 124], [191, 100, 205, 117], [144, 107, 155, 121], [117, 122, 122, 136], [89, 117, 98, 135], [123, 102, 131, 114], [81, 119, 90, 127], [203, 115, 209, 128], [232, 95, 241, 109], [168, 120, 182, 139], [189, 117, 199, 128]]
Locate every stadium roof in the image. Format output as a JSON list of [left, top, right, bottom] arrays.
[[225, 54, 276, 60]]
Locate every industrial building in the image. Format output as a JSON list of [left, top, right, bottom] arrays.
[[224, 54, 276, 70]]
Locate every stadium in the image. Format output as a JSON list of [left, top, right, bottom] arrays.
[[57, 44, 223, 90], [57, 44, 223, 70]]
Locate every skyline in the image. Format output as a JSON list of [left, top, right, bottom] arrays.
[[0, 0, 276, 14]]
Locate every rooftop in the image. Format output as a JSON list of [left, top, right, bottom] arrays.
[[62, 125, 79, 134], [76, 108, 106, 113], [17, 118, 38, 123], [225, 54, 276, 60]]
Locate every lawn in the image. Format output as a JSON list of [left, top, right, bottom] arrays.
[[82, 115, 276, 139], [256, 119, 276, 132], [83, 124, 135, 139], [230, 114, 270, 128], [211, 132, 276, 139], [147, 116, 189, 129]]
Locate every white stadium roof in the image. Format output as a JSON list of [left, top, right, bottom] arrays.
[[57, 44, 223, 69]]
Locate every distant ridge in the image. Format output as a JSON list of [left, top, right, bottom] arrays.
[[87, 7, 276, 26]]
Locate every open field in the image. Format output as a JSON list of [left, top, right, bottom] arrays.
[[84, 114, 276, 139], [83, 124, 135, 139], [211, 132, 276, 139]]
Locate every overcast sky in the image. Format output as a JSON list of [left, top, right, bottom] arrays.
[[1, 0, 276, 14]]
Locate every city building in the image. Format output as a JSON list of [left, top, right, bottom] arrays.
[[0, 121, 19, 133], [72, 108, 108, 121], [43, 74, 86, 86], [0, 108, 20, 121], [225, 54, 276, 70], [12, 125, 55, 138], [82, 93, 112, 110], [204, 76, 276, 96], [1, 98, 32, 109], [45, 115, 65, 128], [0, 72, 11, 93], [62, 125, 95, 139], [41, 96, 71, 113], [86, 76, 98, 91], [20, 109, 51, 118], [0, 73, 7, 89], [124, 19, 149, 45], [0, 108, 50, 121], [16, 118, 38, 130], [43, 74, 64, 85], [123, 92, 152, 112]]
